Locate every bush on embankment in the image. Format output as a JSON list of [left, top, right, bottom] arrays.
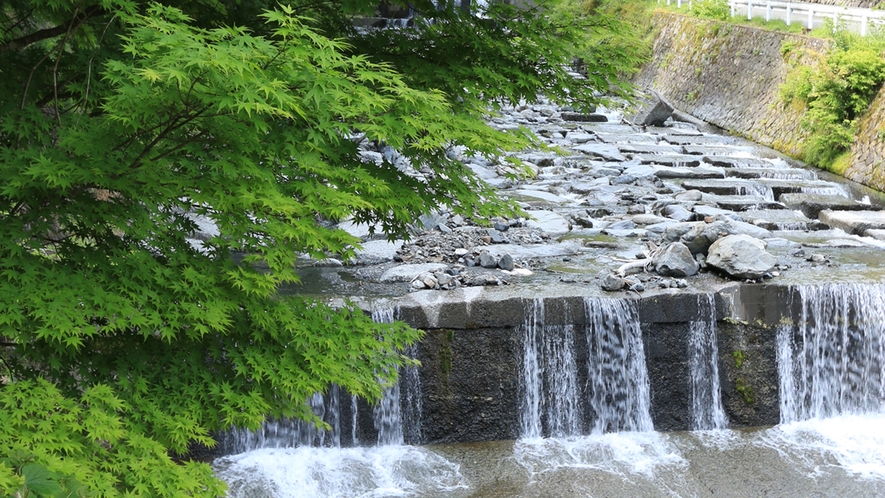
[[780, 29, 885, 172]]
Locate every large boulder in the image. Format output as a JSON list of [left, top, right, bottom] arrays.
[[664, 216, 772, 255], [626, 89, 674, 126], [653, 242, 699, 278], [706, 234, 776, 280]]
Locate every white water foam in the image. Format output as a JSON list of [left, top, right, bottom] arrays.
[[215, 446, 467, 498], [514, 432, 686, 480], [758, 414, 885, 481]]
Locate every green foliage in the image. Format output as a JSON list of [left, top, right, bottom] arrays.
[[780, 30, 885, 168], [691, 0, 730, 21], [0, 379, 224, 497], [0, 0, 639, 495]]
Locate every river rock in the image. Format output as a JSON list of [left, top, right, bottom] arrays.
[[661, 204, 694, 222], [381, 263, 448, 283], [653, 242, 700, 278], [498, 254, 515, 271], [706, 234, 776, 280], [675, 190, 704, 202], [601, 273, 626, 292], [669, 216, 772, 255], [478, 251, 497, 268], [625, 89, 674, 126]]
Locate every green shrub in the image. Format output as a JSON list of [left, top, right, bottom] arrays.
[[780, 30, 885, 168], [692, 0, 731, 21]]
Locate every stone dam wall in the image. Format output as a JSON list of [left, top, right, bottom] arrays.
[[342, 283, 799, 446], [635, 12, 885, 192]]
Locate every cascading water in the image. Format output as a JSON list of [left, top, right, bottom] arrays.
[[777, 284, 885, 423], [767, 283, 885, 481], [371, 308, 405, 446], [519, 298, 580, 438], [688, 295, 728, 430], [737, 183, 775, 202], [215, 307, 463, 497], [222, 389, 342, 455], [585, 297, 654, 434], [519, 297, 652, 438]]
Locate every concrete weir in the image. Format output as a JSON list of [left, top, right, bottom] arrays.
[[374, 283, 783, 444]]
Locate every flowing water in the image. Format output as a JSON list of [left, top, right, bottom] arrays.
[[519, 297, 651, 438], [215, 285, 885, 497], [688, 295, 728, 430]]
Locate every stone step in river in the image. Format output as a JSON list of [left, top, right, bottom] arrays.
[[212, 99, 885, 497]]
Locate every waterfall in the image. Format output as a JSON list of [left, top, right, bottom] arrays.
[[222, 307, 418, 453], [223, 389, 342, 454], [519, 297, 653, 438], [778, 284, 885, 423], [688, 295, 728, 430], [371, 308, 405, 446], [737, 183, 775, 201], [519, 299, 580, 438], [586, 297, 654, 434]]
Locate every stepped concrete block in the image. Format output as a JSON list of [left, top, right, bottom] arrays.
[[725, 168, 816, 181], [653, 165, 726, 179], [704, 157, 776, 168], [617, 143, 682, 155], [561, 112, 607, 122], [572, 143, 626, 161], [819, 210, 885, 236], [712, 197, 785, 211], [632, 153, 702, 167], [684, 145, 754, 155], [660, 134, 733, 146], [780, 193, 881, 218], [738, 210, 828, 232]]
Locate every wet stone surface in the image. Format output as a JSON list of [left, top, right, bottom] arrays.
[[280, 98, 885, 306]]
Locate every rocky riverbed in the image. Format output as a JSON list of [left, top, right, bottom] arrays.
[[271, 96, 885, 302]]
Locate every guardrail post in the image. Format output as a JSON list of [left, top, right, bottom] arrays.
[[731, 0, 736, 18], [748, 1, 753, 20], [766, 1, 771, 22], [808, 8, 813, 29], [677, 0, 681, 8], [786, 3, 791, 25]]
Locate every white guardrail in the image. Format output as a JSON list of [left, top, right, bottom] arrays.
[[662, 0, 885, 36]]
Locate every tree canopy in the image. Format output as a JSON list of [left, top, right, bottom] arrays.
[[0, 0, 642, 495]]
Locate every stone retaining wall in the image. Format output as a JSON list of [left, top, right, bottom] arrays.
[[636, 12, 885, 193], [635, 13, 831, 157]]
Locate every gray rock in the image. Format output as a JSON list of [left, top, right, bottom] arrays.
[[675, 217, 772, 255], [478, 251, 498, 268], [653, 242, 700, 278], [706, 234, 777, 280], [381, 263, 448, 283], [675, 190, 704, 202], [498, 254, 515, 271], [608, 219, 637, 230], [601, 273, 627, 292], [487, 229, 506, 244], [434, 272, 453, 287], [419, 212, 448, 231], [625, 89, 674, 126], [633, 214, 667, 225], [662, 204, 694, 222]]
